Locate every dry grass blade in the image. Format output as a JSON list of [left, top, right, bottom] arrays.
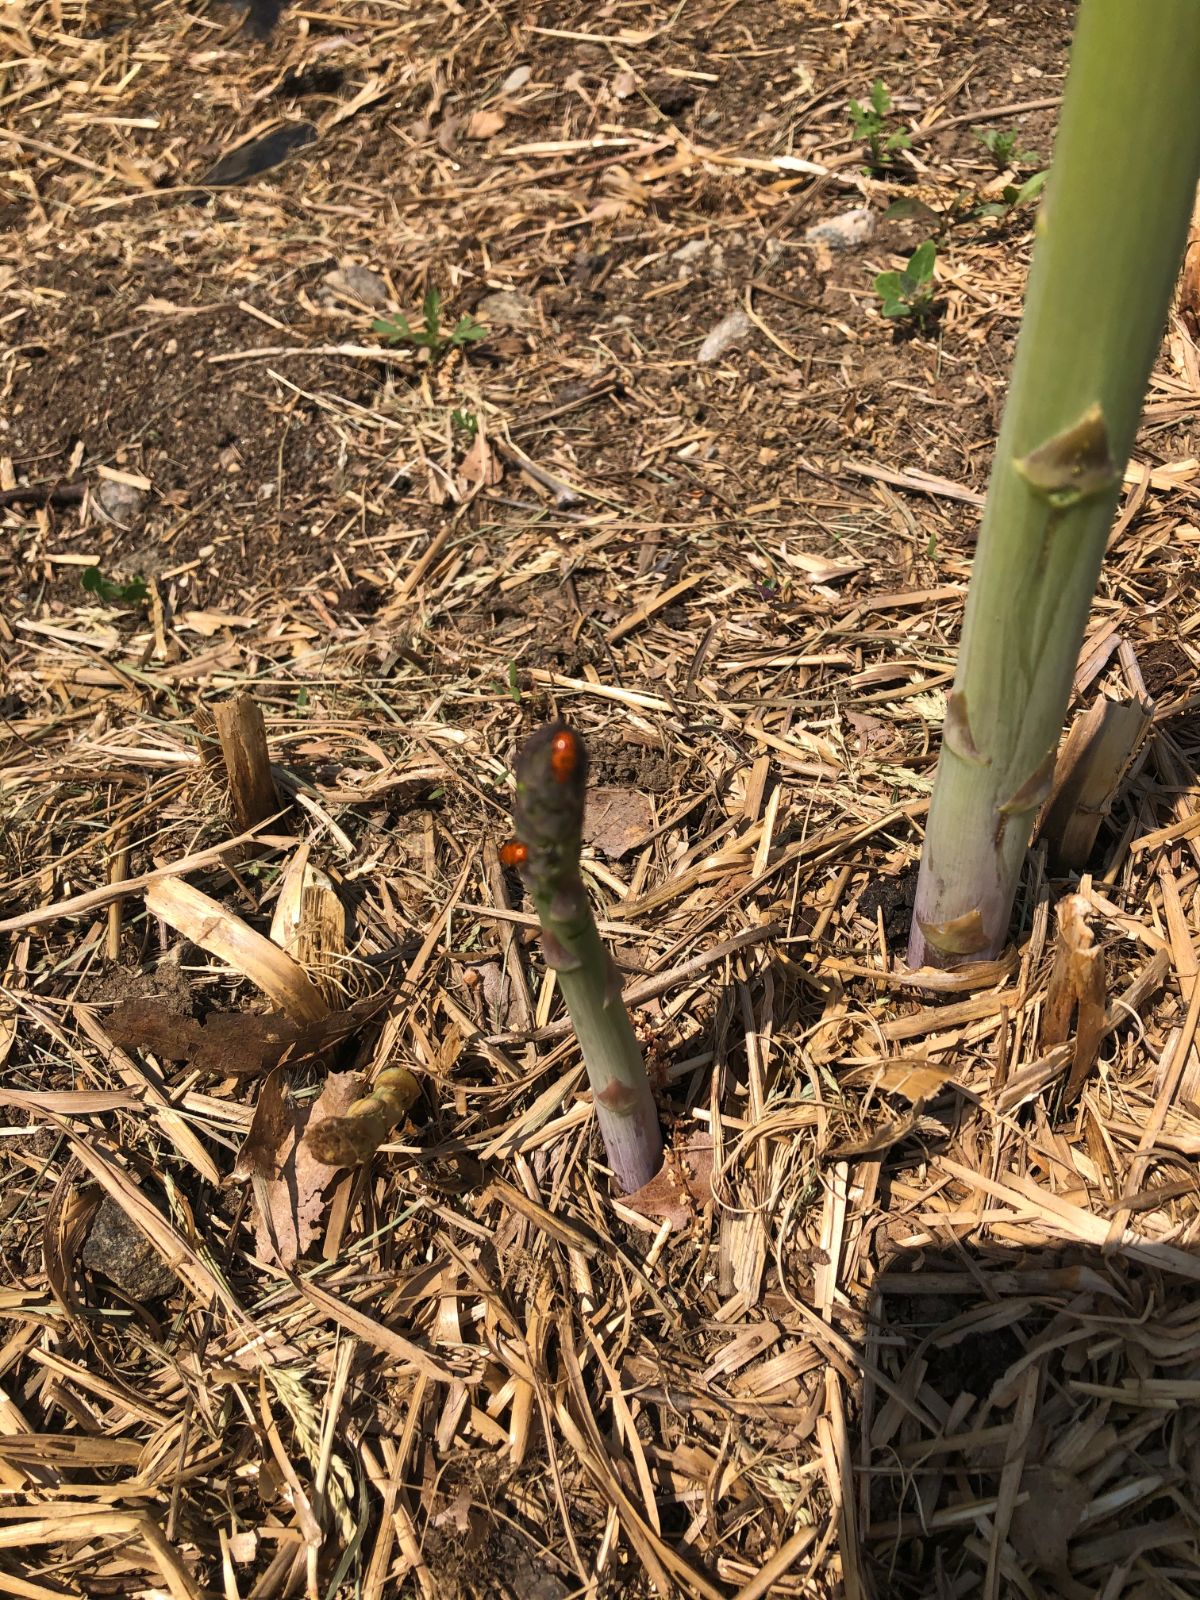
[[145, 876, 329, 1023]]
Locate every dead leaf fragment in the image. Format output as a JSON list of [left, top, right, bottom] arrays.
[[844, 1059, 957, 1102], [622, 1133, 713, 1231], [106, 992, 385, 1079], [456, 432, 503, 498], [584, 787, 654, 860], [248, 1071, 360, 1266], [1010, 1466, 1088, 1574], [825, 1110, 921, 1161], [467, 109, 506, 140], [232, 1066, 292, 1184]]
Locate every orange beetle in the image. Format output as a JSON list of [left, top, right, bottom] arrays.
[[499, 839, 529, 868]]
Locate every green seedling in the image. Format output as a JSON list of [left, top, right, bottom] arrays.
[[848, 80, 911, 172], [81, 568, 148, 605], [975, 127, 1039, 170], [373, 288, 487, 359], [451, 408, 479, 437], [974, 168, 1049, 220], [874, 239, 938, 325], [884, 169, 1048, 239]]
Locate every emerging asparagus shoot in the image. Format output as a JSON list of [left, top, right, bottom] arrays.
[[507, 721, 663, 1194], [907, 0, 1200, 968]]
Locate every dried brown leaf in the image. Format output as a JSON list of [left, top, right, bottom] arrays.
[[622, 1133, 713, 1231], [844, 1059, 957, 1101], [106, 993, 385, 1078], [250, 1071, 359, 1266], [584, 787, 654, 860], [232, 1066, 291, 1184]]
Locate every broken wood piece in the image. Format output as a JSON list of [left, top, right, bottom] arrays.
[[1036, 689, 1152, 873], [213, 693, 281, 832], [269, 845, 347, 1003]]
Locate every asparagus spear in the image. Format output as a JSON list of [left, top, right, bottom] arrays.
[[503, 721, 663, 1193], [908, 0, 1200, 967]]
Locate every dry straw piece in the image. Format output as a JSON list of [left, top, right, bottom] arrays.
[[145, 875, 330, 1024]]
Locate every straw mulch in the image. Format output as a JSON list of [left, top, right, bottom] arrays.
[[4, 0, 1200, 1595]]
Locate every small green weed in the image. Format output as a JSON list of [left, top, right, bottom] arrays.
[[974, 168, 1049, 220], [81, 567, 148, 604], [847, 80, 911, 172], [975, 127, 1038, 170], [883, 161, 1048, 238], [373, 288, 487, 359], [874, 239, 938, 326], [452, 408, 479, 437]]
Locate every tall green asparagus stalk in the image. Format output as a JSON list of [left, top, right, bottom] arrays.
[[505, 721, 663, 1193], [909, 0, 1200, 969]]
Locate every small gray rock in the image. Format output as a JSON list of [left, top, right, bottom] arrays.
[[697, 308, 753, 364], [325, 262, 390, 308], [94, 477, 146, 529], [81, 1196, 176, 1302], [672, 239, 710, 265], [805, 206, 875, 251]]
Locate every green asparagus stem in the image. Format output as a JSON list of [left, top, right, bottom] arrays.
[[908, 0, 1200, 968], [507, 721, 663, 1193]]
